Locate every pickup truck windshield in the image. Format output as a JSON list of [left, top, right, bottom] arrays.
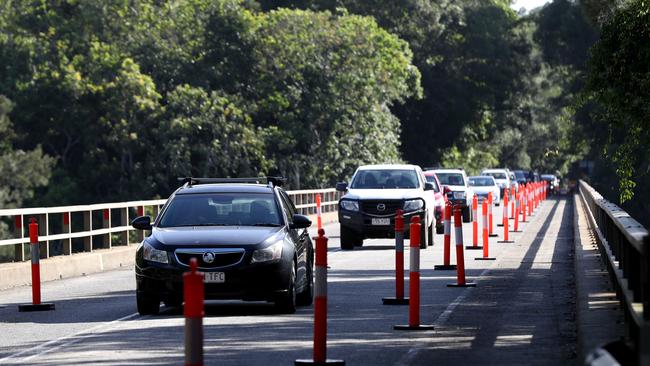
[[350, 169, 419, 189], [469, 177, 495, 186], [484, 172, 507, 179], [159, 193, 282, 227], [435, 173, 465, 186]]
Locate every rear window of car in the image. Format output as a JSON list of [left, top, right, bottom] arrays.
[[514, 171, 526, 179], [350, 169, 420, 189], [483, 172, 507, 179], [469, 177, 495, 186], [159, 193, 282, 227], [435, 172, 465, 186]]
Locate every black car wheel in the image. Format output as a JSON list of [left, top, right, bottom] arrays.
[[275, 264, 297, 314], [137, 292, 160, 315], [462, 206, 471, 223], [436, 223, 444, 234], [296, 257, 313, 306], [428, 221, 434, 246], [340, 226, 358, 250], [420, 216, 428, 249]]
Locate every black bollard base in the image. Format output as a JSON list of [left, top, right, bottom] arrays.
[[394, 324, 434, 331], [295, 359, 345, 366], [18, 303, 55, 312], [382, 297, 409, 305], [465, 246, 482, 250], [434, 264, 457, 270], [447, 282, 476, 288], [497, 240, 514, 243], [497, 223, 504, 227], [489, 234, 499, 237], [475, 257, 496, 261]]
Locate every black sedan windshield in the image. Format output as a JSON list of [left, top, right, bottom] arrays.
[[159, 193, 282, 227]]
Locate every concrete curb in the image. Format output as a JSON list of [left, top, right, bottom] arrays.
[[0, 212, 339, 290], [573, 194, 624, 362]]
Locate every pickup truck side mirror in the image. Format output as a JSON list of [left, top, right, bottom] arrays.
[[424, 182, 434, 191], [336, 182, 348, 192], [443, 185, 451, 194]]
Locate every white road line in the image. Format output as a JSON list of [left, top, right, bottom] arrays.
[[0, 312, 141, 364]]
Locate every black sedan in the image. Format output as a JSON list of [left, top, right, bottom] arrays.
[[131, 178, 313, 315]]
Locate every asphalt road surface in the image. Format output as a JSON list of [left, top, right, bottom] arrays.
[[0, 197, 576, 365]]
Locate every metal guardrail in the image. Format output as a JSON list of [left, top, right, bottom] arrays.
[[578, 180, 649, 365], [0, 188, 340, 263]]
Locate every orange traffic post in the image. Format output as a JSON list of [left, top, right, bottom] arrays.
[[476, 200, 495, 261], [184, 258, 204, 366], [383, 210, 409, 305], [466, 195, 481, 250], [18, 218, 55, 312], [521, 186, 527, 223], [498, 192, 513, 243], [316, 194, 322, 231], [488, 192, 497, 237], [510, 189, 515, 219], [528, 185, 533, 216], [448, 206, 476, 287], [296, 230, 345, 365], [434, 202, 456, 270], [394, 216, 434, 331], [513, 191, 521, 232]]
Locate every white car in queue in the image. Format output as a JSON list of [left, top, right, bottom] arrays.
[[480, 168, 511, 205], [468, 176, 500, 205]]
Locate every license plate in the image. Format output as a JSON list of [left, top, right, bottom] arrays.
[[203, 272, 225, 283], [371, 218, 390, 226]]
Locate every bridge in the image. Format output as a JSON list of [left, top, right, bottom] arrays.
[[0, 181, 647, 365]]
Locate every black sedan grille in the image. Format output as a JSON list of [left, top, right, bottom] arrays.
[[175, 249, 245, 269], [360, 200, 402, 216]]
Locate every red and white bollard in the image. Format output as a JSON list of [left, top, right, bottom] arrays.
[[476, 200, 495, 261], [467, 195, 481, 250], [498, 191, 513, 243], [18, 218, 55, 312], [394, 216, 434, 330], [513, 191, 521, 232], [184, 258, 204, 366], [448, 206, 476, 287], [383, 210, 409, 305], [316, 194, 322, 231], [296, 230, 345, 365], [521, 186, 528, 223], [488, 192, 497, 237], [434, 202, 456, 270], [510, 190, 515, 219]]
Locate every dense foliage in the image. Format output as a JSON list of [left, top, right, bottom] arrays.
[[0, 0, 645, 223]]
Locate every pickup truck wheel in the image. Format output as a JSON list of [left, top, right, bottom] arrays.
[[462, 206, 472, 223], [340, 226, 357, 250], [428, 221, 434, 246], [420, 216, 428, 249]]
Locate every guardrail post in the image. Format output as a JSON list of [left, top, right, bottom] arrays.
[[120, 207, 129, 245], [62, 212, 71, 255], [14, 215, 25, 262], [642, 234, 650, 365], [83, 210, 93, 252], [103, 209, 111, 249]]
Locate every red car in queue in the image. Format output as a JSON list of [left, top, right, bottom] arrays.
[[423, 170, 447, 234]]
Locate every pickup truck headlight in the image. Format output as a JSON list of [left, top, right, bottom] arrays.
[[340, 200, 359, 212], [252, 241, 283, 263], [143, 242, 169, 264], [403, 199, 424, 212], [452, 191, 466, 200]]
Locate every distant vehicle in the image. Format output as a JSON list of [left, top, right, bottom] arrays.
[[423, 170, 447, 234], [468, 176, 500, 205], [431, 168, 474, 222], [513, 170, 528, 185], [513, 169, 540, 184], [336, 164, 436, 250], [480, 168, 510, 203], [507, 170, 518, 194], [131, 177, 314, 315], [541, 174, 559, 195]]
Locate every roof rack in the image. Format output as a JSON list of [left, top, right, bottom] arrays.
[[177, 176, 286, 187]]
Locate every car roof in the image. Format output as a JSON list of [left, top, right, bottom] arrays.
[[176, 184, 275, 195], [357, 164, 419, 170], [481, 168, 508, 173], [469, 175, 495, 180], [431, 168, 465, 173]]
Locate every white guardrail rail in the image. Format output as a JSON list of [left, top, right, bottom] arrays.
[[0, 188, 340, 263]]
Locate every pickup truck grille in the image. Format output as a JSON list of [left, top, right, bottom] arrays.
[[360, 200, 402, 216]]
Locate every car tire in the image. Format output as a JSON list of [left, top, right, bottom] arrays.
[[420, 216, 428, 249], [296, 258, 313, 306], [436, 223, 444, 234], [163, 297, 182, 309], [462, 206, 471, 223], [340, 226, 358, 250], [275, 264, 297, 314], [137, 293, 160, 315], [428, 221, 434, 246]]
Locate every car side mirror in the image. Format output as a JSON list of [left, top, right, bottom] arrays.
[[290, 214, 312, 229], [443, 185, 451, 194], [336, 182, 348, 192], [131, 216, 152, 231], [424, 182, 434, 191]]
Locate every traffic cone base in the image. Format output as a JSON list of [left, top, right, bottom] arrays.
[[489, 233, 499, 237], [394, 324, 435, 331], [434, 264, 457, 270], [475, 257, 496, 261], [382, 297, 409, 305], [295, 359, 346, 366], [497, 240, 514, 243], [447, 282, 476, 287], [465, 246, 482, 250], [18, 303, 55, 312]]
